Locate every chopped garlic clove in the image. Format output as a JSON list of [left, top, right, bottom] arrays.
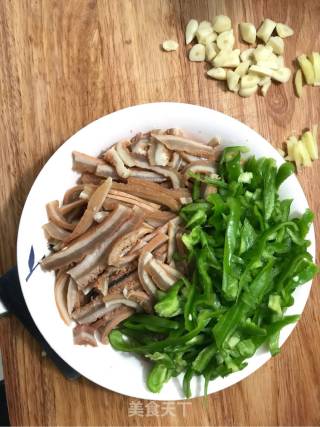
[[216, 30, 235, 50], [185, 19, 199, 44], [207, 67, 227, 80], [235, 61, 251, 76], [286, 136, 298, 160], [297, 54, 315, 85], [204, 32, 217, 45], [288, 140, 302, 168], [296, 140, 312, 167], [261, 79, 272, 96], [189, 44, 205, 61], [239, 22, 256, 44], [271, 67, 291, 83], [196, 30, 213, 45], [226, 70, 241, 92], [302, 130, 318, 160], [294, 69, 303, 97], [239, 85, 258, 97], [257, 18, 276, 43], [312, 124, 318, 145], [257, 53, 282, 70], [162, 40, 179, 51], [241, 73, 260, 89], [196, 21, 214, 45], [205, 43, 218, 61], [198, 20, 213, 31], [308, 52, 320, 86], [267, 36, 284, 55], [213, 49, 240, 67], [276, 23, 294, 38], [292, 140, 303, 168], [253, 44, 273, 63], [212, 15, 232, 33], [258, 76, 271, 87], [249, 65, 274, 77], [278, 56, 285, 68], [240, 48, 255, 63]]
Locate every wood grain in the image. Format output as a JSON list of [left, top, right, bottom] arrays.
[[0, 0, 319, 425]]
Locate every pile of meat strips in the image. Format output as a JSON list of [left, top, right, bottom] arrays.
[[41, 129, 219, 346]]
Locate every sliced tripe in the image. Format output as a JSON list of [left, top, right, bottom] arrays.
[[55, 274, 71, 325], [46, 201, 76, 231], [151, 133, 217, 158], [41, 204, 130, 270], [72, 151, 105, 174], [67, 207, 142, 288], [65, 178, 113, 243], [104, 146, 131, 178], [116, 140, 135, 167], [108, 225, 153, 267], [111, 182, 180, 211]]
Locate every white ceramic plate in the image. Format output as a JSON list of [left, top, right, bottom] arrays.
[[17, 102, 315, 400]]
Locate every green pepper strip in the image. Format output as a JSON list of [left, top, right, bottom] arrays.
[[197, 249, 214, 298], [147, 363, 170, 393], [263, 159, 277, 221], [239, 221, 297, 293], [222, 198, 241, 300], [187, 171, 228, 189], [214, 261, 273, 348], [192, 180, 201, 201], [183, 368, 194, 398], [154, 281, 183, 318], [123, 314, 180, 333], [275, 253, 311, 292], [296, 209, 314, 238], [181, 202, 210, 214], [109, 316, 209, 354], [275, 162, 294, 189], [192, 343, 217, 374], [184, 280, 196, 331]]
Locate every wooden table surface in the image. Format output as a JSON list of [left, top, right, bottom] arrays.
[[0, 0, 319, 425]]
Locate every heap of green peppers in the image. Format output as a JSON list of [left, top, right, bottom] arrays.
[[109, 147, 318, 397]]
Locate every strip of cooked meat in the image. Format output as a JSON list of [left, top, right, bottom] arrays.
[[80, 173, 104, 185], [46, 201, 77, 231], [55, 273, 71, 325], [99, 307, 135, 344], [104, 146, 131, 178], [67, 207, 143, 287], [145, 257, 181, 290], [41, 204, 130, 270], [138, 251, 157, 296], [63, 185, 84, 204], [43, 222, 71, 242], [108, 225, 153, 266], [151, 134, 217, 158], [64, 178, 112, 243], [72, 151, 105, 174], [111, 182, 180, 211], [73, 324, 97, 346], [116, 140, 135, 167], [130, 168, 167, 183]]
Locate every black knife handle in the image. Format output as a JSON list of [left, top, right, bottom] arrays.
[[0, 267, 80, 380]]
